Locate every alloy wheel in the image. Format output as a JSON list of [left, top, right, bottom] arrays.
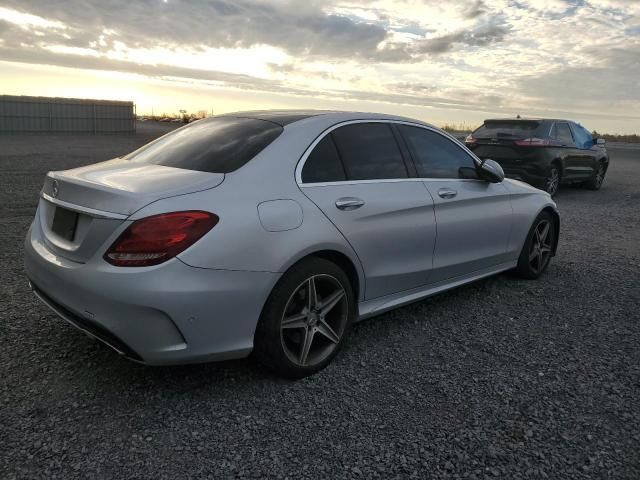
[[546, 167, 560, 196], [529, 220, 553, 274], [595, 164, 605, 188], [280, 274, 348, 367]]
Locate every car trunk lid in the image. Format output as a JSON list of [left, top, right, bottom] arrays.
[[44, 158, 224, 215], [38, 158, 224, 263]]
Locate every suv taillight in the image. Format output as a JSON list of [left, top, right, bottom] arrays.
[[515, 138, 552, 146], [464, 134, 477, 145], [104, 211, 218, 267]]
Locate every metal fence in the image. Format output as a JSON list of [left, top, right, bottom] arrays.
[[0, 95, 136, 133]]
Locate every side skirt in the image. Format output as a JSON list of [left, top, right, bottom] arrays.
[[357, 260, 517, 320]]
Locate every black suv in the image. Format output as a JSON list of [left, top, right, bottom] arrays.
[[465, 118, 609, 196]]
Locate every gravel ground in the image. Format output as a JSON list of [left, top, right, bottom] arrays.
[[1, 123, 639, 479]]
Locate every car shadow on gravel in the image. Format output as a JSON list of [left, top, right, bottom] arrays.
[[58, 336, 271, 385]]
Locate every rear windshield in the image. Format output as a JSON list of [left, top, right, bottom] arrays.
[[123, 117, 283, 173], [474, 120, 542, 139]]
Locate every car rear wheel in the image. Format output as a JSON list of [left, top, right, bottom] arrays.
[[253, 257, 355, 378], [544, 165, 560, 196], [515, 211, 556, 279], [584, 161, 606, 190]]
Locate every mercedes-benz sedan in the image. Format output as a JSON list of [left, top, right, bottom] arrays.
[[25, 111, 559, 378]]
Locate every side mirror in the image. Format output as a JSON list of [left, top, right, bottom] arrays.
[[477, 159, 505, 183], [596, 138, 606, 145]]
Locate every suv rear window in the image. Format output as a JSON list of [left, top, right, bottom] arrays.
[[474, 120, 542, 139], [124, 117, 283, 173]]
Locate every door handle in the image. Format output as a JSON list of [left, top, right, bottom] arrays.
[[335, 197, 365, 210], [437, 188, 458, 199]]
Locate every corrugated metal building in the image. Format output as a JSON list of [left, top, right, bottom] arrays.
[[0, 95, 136, 133]]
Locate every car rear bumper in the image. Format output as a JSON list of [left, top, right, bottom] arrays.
[[24, 222, 279, 365]]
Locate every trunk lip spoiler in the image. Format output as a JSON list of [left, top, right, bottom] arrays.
[[41, 192, 128, 220]]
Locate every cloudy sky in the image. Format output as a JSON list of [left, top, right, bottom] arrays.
[[0, 0, 638, 133]]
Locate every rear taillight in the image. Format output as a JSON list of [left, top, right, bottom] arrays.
[[464, 134, 477, 145], [104, 211, 218, 267], [514, 138, 552, 146]]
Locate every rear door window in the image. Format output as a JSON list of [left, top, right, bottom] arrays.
[[301, 135, 346, 183], [399, 125, 477, 179], [124, 117, 283, 173], [331, 123, 408, 180], [555, 123, 575, 146]]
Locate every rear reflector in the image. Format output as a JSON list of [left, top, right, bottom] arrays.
[[104, 211, 218, 267]]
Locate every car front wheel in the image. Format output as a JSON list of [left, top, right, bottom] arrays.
[[515, 211, 557, 279], [584, 161, 606, 190], [253, 257, 355, 378]]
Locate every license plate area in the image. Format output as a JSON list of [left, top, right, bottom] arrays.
[[51, 207, 79, 241]]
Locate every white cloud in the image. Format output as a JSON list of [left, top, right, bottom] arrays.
[[0, 5, 66, 29], [0, 0, 638, 131]]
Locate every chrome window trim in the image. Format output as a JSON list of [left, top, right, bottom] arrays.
[[301, 178, 487, 188], [547, 122, 556, 138], [295, 119, 482, 186]]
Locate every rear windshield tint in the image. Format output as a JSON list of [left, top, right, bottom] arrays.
[[123, 117, 283, 173], [474, 120, 542, 139]]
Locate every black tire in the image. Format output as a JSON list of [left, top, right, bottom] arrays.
[[544, 163, 561, 197], [584, 161, 606, 190], [515, 211, 556, 279], [253, 257, 355, 378]]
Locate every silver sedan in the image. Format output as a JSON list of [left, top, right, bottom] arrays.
[[24, 111, 559, 377]]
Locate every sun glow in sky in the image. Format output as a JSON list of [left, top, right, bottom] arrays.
[[0, 1, 639, 133]]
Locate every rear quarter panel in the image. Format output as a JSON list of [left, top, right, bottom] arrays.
[[131, 180, 362, 274]]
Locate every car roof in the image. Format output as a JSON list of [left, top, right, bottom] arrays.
[[224, 110, 332, 126], [222, 109, 436, 128], [483, 118, 573, 124]]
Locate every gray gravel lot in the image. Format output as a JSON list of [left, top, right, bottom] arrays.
[[1, 122, 639, 479]]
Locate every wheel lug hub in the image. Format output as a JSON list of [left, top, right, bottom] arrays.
[[307, 312, 319, 326]]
